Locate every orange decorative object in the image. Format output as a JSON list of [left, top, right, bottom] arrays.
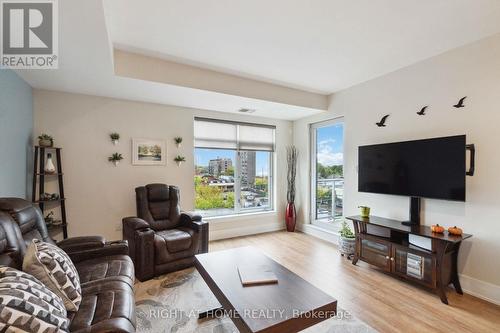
[[448, 226, 463, 236], [431, 224, 445, 233]]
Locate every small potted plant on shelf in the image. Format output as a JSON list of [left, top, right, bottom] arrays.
[[38, 134, 54, 147], [339, 221, 356, 259], [110, 132, 120, 145], [108, 153, 123, 166], [174, 137, 183, 148], [174, 155, 186, 166]]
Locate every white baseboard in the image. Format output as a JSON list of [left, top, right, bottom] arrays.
[[459, 274, 500, 306], [297, 223, 339, 245], [298, 223, 500, 306], [209, 223, 284, 241]]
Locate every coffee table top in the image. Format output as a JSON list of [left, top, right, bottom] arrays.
[[195, 246, 337, 333]]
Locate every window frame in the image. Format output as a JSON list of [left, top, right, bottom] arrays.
[[310, 117, 345, 232], [193, 118, 275, 218]]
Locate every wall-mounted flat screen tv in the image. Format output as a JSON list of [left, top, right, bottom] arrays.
[[358, 135, 466, 201]]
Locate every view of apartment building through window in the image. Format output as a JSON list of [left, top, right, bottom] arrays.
[[194, 118, 275, 217]]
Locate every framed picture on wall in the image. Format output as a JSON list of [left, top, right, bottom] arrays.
[[132, 138, 166, 165]]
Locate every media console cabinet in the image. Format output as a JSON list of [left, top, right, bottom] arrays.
[[346, 215, 472, 304]]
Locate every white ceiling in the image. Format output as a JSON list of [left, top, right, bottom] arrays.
[[105, 0, 500, 93], [15, 0, 500, 120]]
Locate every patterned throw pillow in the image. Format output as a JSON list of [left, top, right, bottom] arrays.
[[23, 240, 82, 312], [0, 266, 69, 332]]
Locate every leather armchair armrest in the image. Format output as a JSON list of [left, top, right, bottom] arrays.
[[67, 240, 129, 264], [57, 236, 106, 253], [180, 212, 207, 232], [123, 217, 151, 231]]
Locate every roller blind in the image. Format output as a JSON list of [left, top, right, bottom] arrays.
[[194, 118, 275, 152]]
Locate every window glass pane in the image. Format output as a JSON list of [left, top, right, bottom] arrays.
[[195, 149, 236, 217], [240, 151, 271, 210], [314, 122, 344, 222]]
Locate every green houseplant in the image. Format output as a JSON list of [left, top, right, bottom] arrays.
[[38, 134, 54, 147], [339, 221, 356, 258], [108, 153, 123, 166], [110, 133, 120, 145], [174, 137, 183, 148], [174, 155, 186, 166]]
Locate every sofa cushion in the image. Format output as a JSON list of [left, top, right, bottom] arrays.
[[157, 228, 192, 253], [0, 266, 69, 332], [75, 255, 135, 288], [23, 240, 82, 312], [69, 280, 135, 333]]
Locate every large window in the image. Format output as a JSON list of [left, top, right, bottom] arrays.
[[194, 118, 274, 217], [310, 118, 344, 230]]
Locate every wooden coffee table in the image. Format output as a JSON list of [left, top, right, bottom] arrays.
[[195, 246, 337, 333]]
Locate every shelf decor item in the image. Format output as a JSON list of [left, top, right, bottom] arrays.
[[339, 221, 356, 258], [174, 155, 186, 166], [110, 132, 120, 145], [44, 153, 56, 174], [38, 134, 54, 147], [108, 153, 123, 166], [174, 137, 183, 148], [132, 138, 166, 165], [286, 145, 298, 232], [431, 224, 445, 233], [358, 205, 370, 218]]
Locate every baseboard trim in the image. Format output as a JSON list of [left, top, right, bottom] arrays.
[[459, 274, 500, 306], [298, 223, 500, 306], [209, 223, 284, 241], [297, 223, 339, 245]]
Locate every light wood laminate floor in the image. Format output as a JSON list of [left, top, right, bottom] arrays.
[[209, 231, 500, 333]]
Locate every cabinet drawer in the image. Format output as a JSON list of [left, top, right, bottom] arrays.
[[359, 237, 391, 271]]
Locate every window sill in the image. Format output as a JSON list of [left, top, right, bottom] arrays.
[[203, 210, 277, 223]]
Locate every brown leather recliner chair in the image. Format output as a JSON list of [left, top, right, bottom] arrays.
[[123, 184, 209, 281], [0, 198, 136, 333]]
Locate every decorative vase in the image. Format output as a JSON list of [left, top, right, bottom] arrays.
[[285, 202, 296, 232], [44, 153, 56, 174], [112, 139, 119, 145], [113, 160, 119, 166], [176, 142, 181, 148], [339, 237, 356, 258], [175, 161, 182, 166]]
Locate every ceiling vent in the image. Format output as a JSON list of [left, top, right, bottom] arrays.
[[238, 108, 256, 114]]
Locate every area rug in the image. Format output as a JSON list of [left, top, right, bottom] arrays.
[[135, 268, 377, 333]]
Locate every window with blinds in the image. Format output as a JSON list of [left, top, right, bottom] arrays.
[[193, 118, 275, 217]]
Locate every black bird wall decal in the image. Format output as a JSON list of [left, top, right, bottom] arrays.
[[417, 106, 428, 116], [376, 114, 389, 127], [453, 96, 467, 108]]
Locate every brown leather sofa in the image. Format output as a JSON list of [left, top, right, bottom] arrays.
[[123, 184, 208, 281], [0, 198, 136, 333]]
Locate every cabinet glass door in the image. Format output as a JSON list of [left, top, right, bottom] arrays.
[[360, 237, 391, 271]]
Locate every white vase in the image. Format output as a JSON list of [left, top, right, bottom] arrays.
[[44, 154, 56, 174], [176, 161, 182, 166], [112, 139, 119, 145], [113, 160, 120, 166], [176, 142, 181, 148]]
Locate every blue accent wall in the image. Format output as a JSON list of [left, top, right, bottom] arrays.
[[0, 69, 33, 198]]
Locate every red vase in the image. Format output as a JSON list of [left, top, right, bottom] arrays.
[[285, 202, 296, 232]]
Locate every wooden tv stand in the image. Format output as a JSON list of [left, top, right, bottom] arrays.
[[346, 215, 472, 304]]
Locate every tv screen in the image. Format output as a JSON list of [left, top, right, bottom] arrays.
[[358, 135, 466, 201]]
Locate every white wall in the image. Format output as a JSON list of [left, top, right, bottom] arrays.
[[294, 33, 500, 303], [33, 90, 291, 241]]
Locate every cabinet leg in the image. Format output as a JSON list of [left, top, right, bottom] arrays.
[[452, 276, 463, 295], [352, 254, 358, 265], [437, 287, 449, 305]]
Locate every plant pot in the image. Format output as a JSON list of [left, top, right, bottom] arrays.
[[39, 139, 53, 147], [113, 160, 120, 166], [175, 160, 182, 166], [176, 143, 181, 148], [339, 236, 356, 257], [112, 139, 119, 145], [285, 202, 296, 232]]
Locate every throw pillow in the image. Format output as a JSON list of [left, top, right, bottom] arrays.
[[23, 240, 82, 312], [0, 266, 69, 332]]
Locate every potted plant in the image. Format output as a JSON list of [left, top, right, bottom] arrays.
[[38, 134, 54, 147], [339, 221, 356, 259], [110, 133, 120, 145], [286, 146, 298, 232], [174, 155, 186, 166], [174, 137, 183, 148], [108, 153, 123, 166]]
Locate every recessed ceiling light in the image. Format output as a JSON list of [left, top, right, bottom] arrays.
[[238, 108, 256, 113]]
